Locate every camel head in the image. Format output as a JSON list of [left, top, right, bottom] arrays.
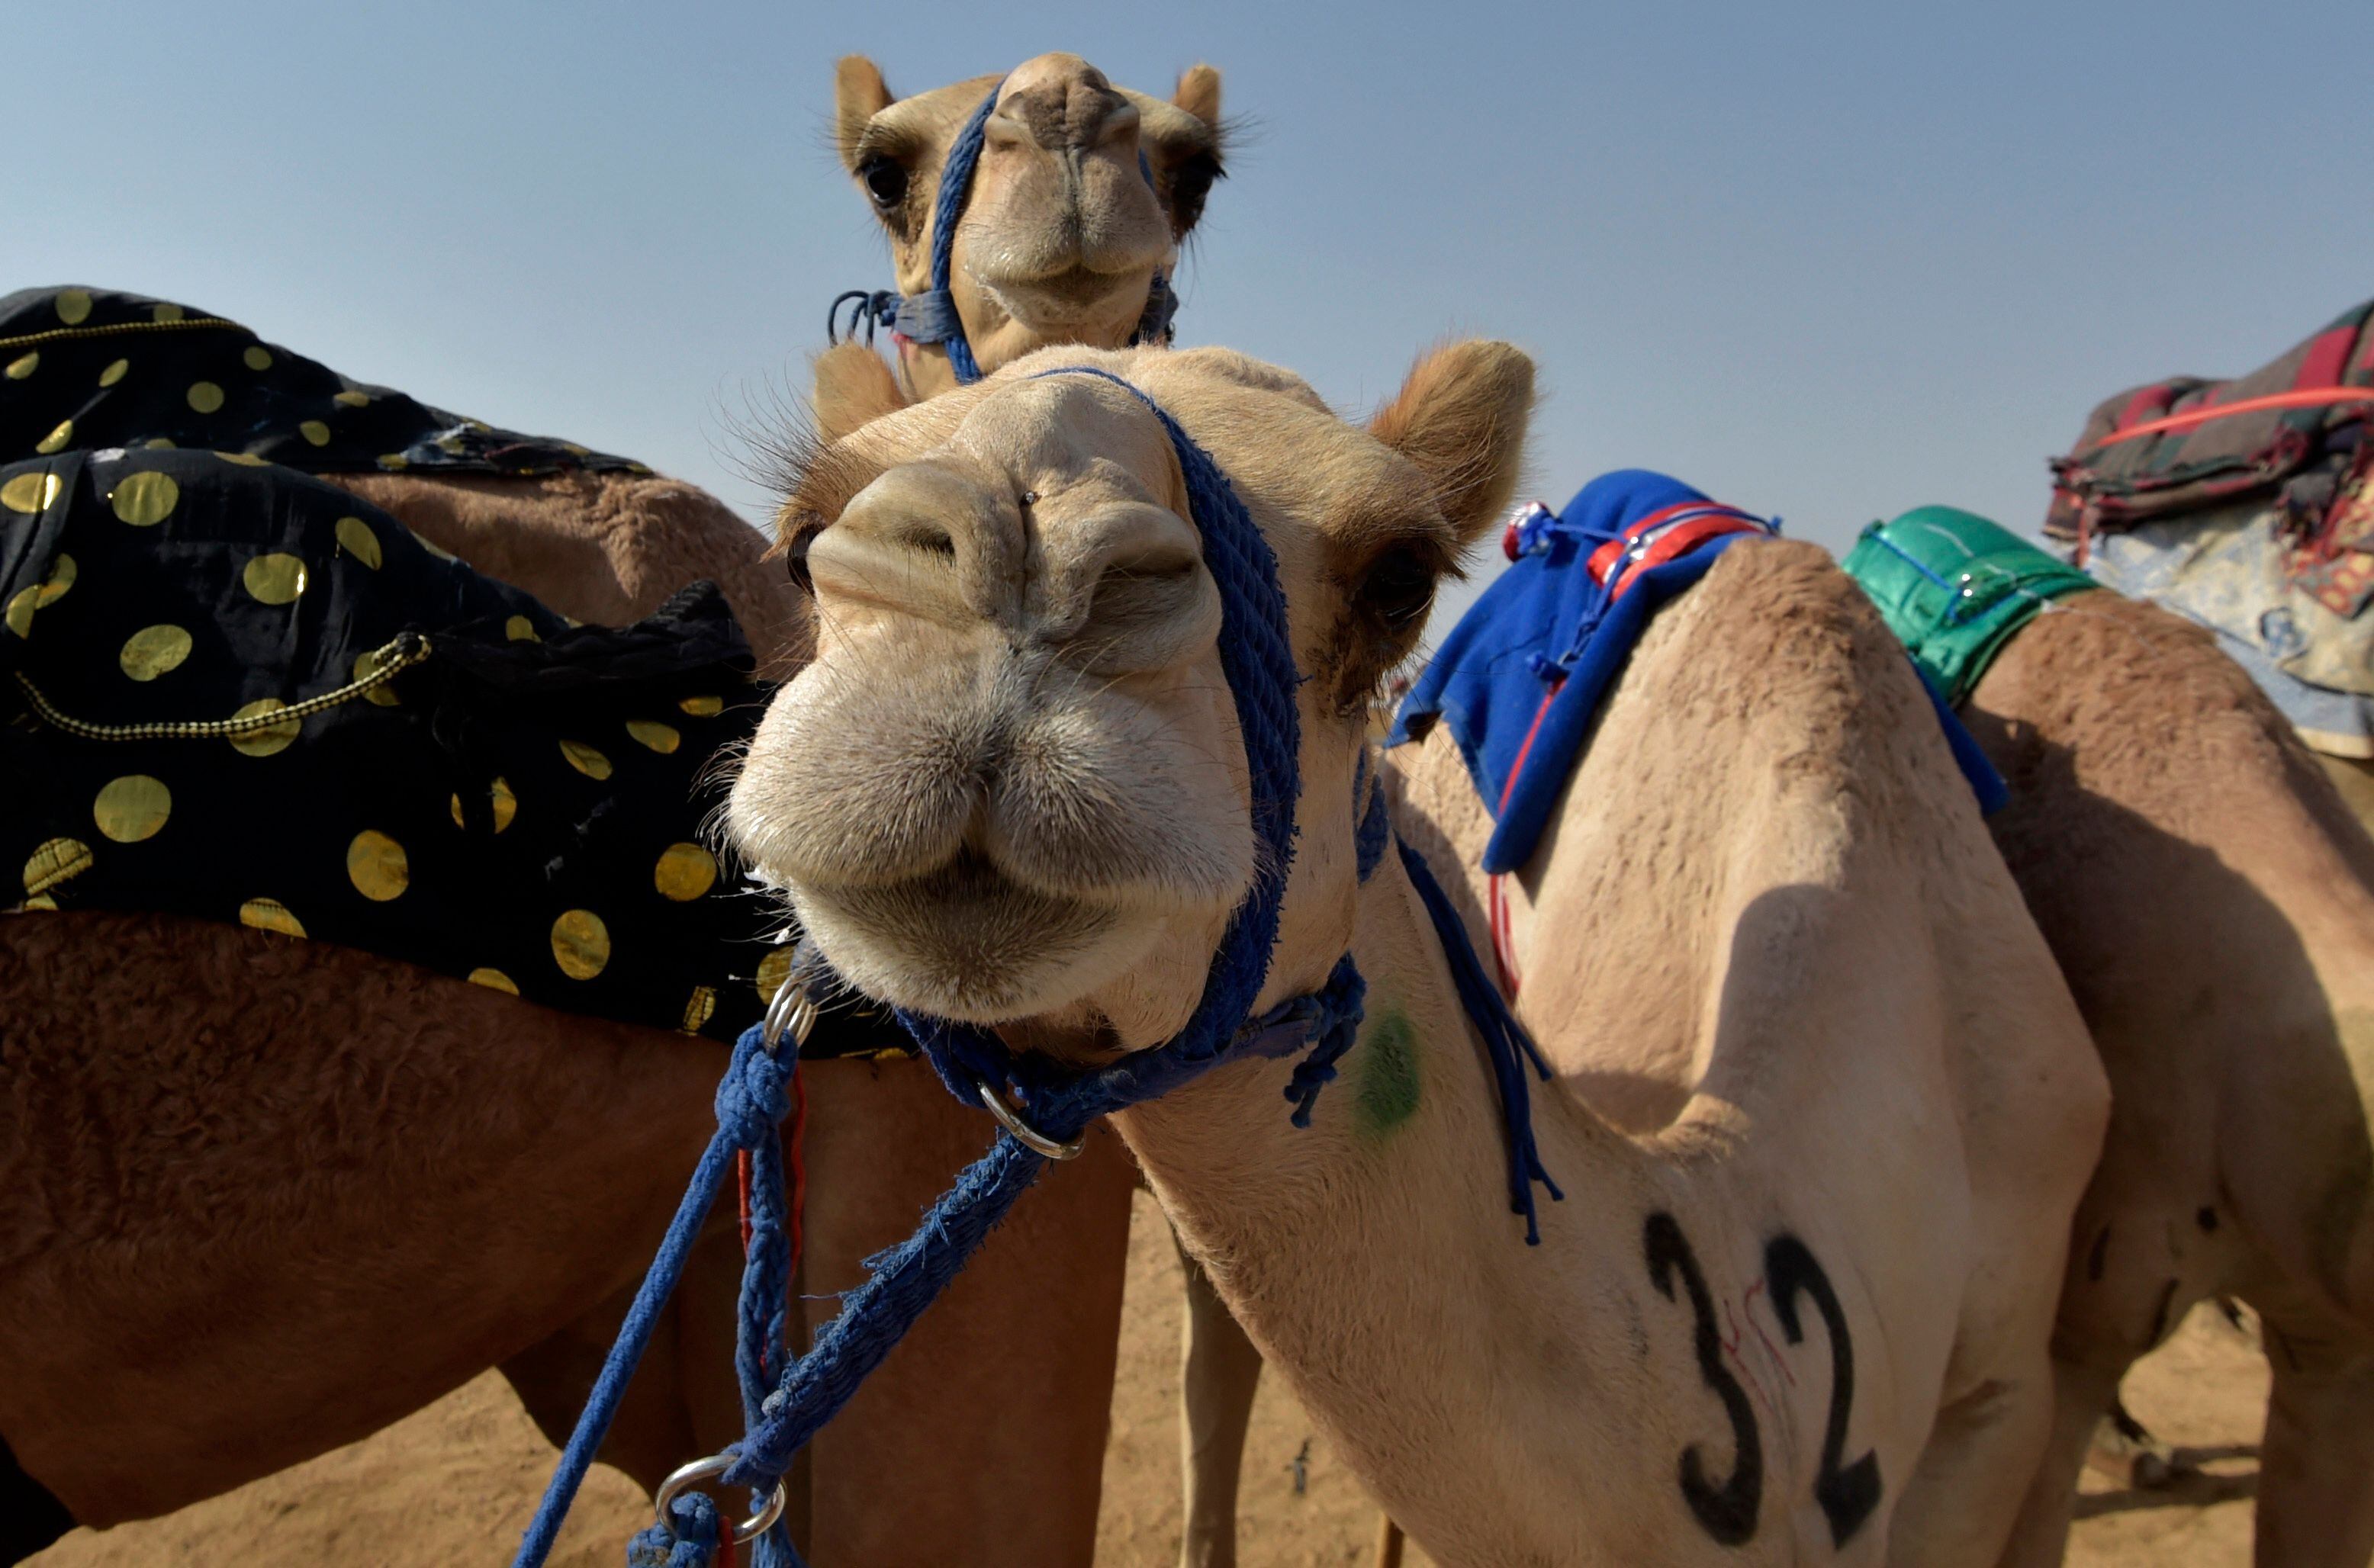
[[729, 341, 1532, 1055], [833, 53, 1226, 400]]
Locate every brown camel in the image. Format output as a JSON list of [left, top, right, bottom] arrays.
[[4, 51, 1223, 1568], [1398, 578, 2374, 1563], [723, 340, 2109, 1563]]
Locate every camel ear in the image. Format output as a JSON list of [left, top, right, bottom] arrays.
[[1172, 64, 1221, 129], [1369, 341, 1535, 548], [835, 56, 895, 171], [811, 342, 910, 445]]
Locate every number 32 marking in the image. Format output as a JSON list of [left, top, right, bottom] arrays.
[[1643, 1213, 1883, 1549]]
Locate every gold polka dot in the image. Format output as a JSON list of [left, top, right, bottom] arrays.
[[34, 554, 74, 606], [560, 740, 613, 779], [239, 897, 306, 938], [56, 288, 92, 325], [144, 437, 175, 449], [468, 966, 520, 994], [655, 842, 718, 901], [93, 774, 171, 843], [449, 776, 520, 833], [243, 553, 307, 604], [378, 453, 409, 471], [186, 381, 224, 413], [243, 345, 273, 371], [504, 615, 539, 642], [227, 697, 300, 757], [334, 516, 382, 569], [216, 450, 269, 467], [151, 301, 182, 323], [627, 720, 680, 754], [34, 419, 72, 455], [298, 419, 330, 447], [346, 829, 409, 901], [678, 696, 724, 717], [755, 945, 795, 1003], [120, 623, 194, 681], [9, 555, 75, 635], [353, 645, 403, 706], [333, 389, 371, 408], [98, 357, 128, 387], [110, 470, 179, 525], [409, 529, 456, 564], [22, 895, 56, 911], [2, 472, 62, 513], [551, 909, 611, 980], [24, 836, 92, 895], [680, 985, 718, 1033], [5, 352, 36, 380]]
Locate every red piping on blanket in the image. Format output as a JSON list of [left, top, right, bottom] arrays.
[[2086, 387, 2374, 450]]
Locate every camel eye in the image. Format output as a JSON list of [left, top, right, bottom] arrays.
[[1358, 546, 1436, 631], [859, 156, 909, 211], [784, 521, 828, 594]]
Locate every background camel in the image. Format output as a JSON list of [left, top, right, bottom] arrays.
[[724, 339, 2108, 1563], [1394, 540, 2374, 1564], [825, 52, 1224, 402], [2, 50, 1224, 1568]]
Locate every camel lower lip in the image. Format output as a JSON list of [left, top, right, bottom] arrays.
[[990, 265, 1146, 313], [793, 851, 1121, 1020]]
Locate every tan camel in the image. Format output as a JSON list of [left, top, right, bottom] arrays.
[[827, 52, 1224, 403], [1399, 578, 2374, 1564], [3, 53, 1226, 1567], [724, 340, 2110, 1563]]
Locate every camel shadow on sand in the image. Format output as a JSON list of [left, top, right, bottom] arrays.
[[2073, 1446, 2260, 1520]]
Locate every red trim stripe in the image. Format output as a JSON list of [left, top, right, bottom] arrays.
[[2086, 387, 2374, 449]]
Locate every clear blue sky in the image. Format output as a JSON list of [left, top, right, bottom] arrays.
[[18, 0, 2370, 638]]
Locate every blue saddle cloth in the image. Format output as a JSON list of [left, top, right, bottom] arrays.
[[1390, 470, 2007, 874]]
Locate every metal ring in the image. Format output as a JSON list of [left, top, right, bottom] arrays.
[[762, 972, 818, 1053], [973, 1078, 1085, 1161], [654, 1452, 787, 1546]]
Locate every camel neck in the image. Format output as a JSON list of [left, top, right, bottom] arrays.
[[1111, 845, 1737, 1563]]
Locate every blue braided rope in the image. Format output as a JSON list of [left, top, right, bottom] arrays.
[[928, 86, 999, 384], [1397, 838, 1563, 1243], [510, 1036, 798, 1568]]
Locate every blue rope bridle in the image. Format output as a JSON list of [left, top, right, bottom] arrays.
[[828, 84, 1182, 384], [512, 369, 1555, 1568]]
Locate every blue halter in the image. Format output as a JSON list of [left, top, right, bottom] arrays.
[[828, 84, 1182, 384], [511, 370, 1554, 1568]]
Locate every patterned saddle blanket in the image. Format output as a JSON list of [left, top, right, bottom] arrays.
[[2, 284, 651, 480], [1, 286, 899, 1056], [1391, 470, 2005, 879], [2043, 299, 2374, 756]]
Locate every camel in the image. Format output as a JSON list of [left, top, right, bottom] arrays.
[[825, 52, 1224, 403], [1394, 535, 2374, 1564], [1, 51, 1224, 1568], [723, 339, 2110, 1563]]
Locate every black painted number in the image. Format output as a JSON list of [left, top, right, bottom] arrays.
[[1643, 1213, 1764, 1545], [1764, 1235, 1883, 1548], [1644, 1216, 1885, 1550]]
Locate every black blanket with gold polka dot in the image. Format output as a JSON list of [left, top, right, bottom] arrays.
[[2, 284, 653, 480], [0, 443, 806, 1040]]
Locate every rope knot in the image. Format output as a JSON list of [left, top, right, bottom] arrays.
[[625, 1492, 722, 1568], [715, 1037, 790, 1140]]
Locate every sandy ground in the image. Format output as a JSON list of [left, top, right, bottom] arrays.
[[35, 1193, 2269, 1567]]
